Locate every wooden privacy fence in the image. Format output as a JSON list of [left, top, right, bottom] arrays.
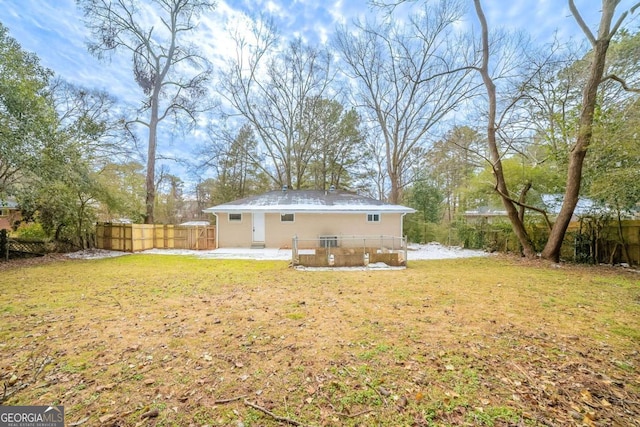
[[96, 223, 216, 252], [562, 219, 640, 265]]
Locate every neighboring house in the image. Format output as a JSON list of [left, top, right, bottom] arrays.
[[463, 207, 508, 224], [203, 188, 415, 249], [541, 194, 604, 218], [0, 199, 21, 231], [464, 194, 620, 224]]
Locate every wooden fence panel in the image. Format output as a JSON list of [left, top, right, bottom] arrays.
[[132, 225, 155, 251], [96, 223, 133, 252], [561, 220, 639, 265], [173, 226, 190, 249], [598, 220, 640, 265], [154, 225, 175, 249], [96, 223, 216, 252]]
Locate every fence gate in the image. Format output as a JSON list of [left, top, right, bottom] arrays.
[[197, 226, 216, 250]]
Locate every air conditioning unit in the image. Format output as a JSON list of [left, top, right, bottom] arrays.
[[319, 235, 338, 248]]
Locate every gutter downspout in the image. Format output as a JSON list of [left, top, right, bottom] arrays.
[[213, 213, 219, 249], [401, 212, 408, 265]]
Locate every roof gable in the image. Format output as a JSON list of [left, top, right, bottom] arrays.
[[203, 190, 415, 214]]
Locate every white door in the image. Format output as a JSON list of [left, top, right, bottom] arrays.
[[252, 212, 265, 244]]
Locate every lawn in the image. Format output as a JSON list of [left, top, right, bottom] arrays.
[[0, 255, 638, 426]]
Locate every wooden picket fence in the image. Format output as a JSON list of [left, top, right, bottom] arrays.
[[95, 223, 216, 252]]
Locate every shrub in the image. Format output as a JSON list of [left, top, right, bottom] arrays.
[[13, 222, 49, 241]]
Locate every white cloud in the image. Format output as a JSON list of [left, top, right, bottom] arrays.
[[2, 0, 640, 190]]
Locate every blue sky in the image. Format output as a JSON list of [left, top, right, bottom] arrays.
[[1, 0, 638, 184]]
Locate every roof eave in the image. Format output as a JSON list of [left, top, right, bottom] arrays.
[[203, 207, 415, 214]]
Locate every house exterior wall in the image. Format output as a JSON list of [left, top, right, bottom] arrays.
[[215, 212, 254, 247], [0, 209, 21, 231], [214, 211, 405, 248]]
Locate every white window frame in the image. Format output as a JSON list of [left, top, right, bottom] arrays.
[[280, 213, 295, 222], [228, 213, 242, 222], [366, 213, 381, 222]]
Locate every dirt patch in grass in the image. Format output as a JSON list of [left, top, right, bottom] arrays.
[[1, 255, 638, 426]]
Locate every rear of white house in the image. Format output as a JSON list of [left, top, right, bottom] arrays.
[[203, 189, 415, 249]]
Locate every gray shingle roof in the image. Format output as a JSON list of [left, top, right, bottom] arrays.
[[0, 199, 19, 210], [203, 190, 415, 214]]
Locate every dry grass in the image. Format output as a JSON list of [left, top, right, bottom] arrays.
[[0, 255, 639, 426]]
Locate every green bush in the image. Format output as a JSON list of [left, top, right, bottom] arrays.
[[453, 220, 486, 249], [404, 216, 450, 244], [13, 222, 49, 241]]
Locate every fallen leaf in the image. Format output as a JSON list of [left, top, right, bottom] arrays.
[[141, 408, 159, 419], [582, 415, 596, 427], [397, 396, 408, 410], [377, 386, 391, 396], [580, 389, 593, 401], [96, 383, 116, 392], [445, 390, 460, 398], [98, 414, 115, 424]]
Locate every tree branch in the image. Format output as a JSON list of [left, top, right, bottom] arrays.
[[494, 185, 553, 231], [243, 399, 308, 427], [610, 1, 640, 37], [569, 0, 596, 46], [600, 73, 640, 92]]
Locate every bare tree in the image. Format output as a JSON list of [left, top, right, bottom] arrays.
[[541, 0, 640, 261], [472, 0, 539, 257], [78, 0, 215, 223], [362, 130, 389, 200], [335, 0, 475, 203], [470, 0, 640, 260], [219, 17, 335, 189], [50, 78, 132, 165]]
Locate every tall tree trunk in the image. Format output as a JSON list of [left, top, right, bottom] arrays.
[[541, 1, 620, 262], [388, 170, 400, 203], [145, 90, 160, 224], [474, 0, 536, 257]]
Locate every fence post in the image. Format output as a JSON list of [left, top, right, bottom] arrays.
[[1, 229, 7, 261], [292, 235, 298, 265], [403, 236, 408, 266]]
